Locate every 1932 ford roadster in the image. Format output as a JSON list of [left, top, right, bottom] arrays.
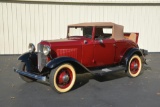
[[14, 22, 148, 93]]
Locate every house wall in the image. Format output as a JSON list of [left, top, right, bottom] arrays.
[[0, 1, 160, 54]]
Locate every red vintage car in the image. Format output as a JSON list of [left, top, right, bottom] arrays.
[[14, 22, 148, 93]]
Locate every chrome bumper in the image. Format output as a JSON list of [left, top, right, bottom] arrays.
[[13, 68, 47, 81]]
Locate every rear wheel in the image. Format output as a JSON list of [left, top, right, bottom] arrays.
[[127, 55, 142, 78], [49, 63, 76, 93], [18, 62, 36, 82]]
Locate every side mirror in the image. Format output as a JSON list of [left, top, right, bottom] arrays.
[[84, 40, 88, 44], [99, 39, 103, 44]]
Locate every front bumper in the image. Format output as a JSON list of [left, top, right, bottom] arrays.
[[13, 68, 47, 81]]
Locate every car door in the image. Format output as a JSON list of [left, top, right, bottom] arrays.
[[93, 27, 116, 67], [82, 40, 95, 67]]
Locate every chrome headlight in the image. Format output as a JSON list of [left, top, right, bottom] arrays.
[[43, 45, 51, 56], [28, 43, 35, 53]]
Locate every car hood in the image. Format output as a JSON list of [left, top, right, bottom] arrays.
[[40, 37, 88, 47]]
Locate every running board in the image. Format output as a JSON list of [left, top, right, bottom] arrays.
[[13, 68, 47, 81], [90, 65, 126, 76]]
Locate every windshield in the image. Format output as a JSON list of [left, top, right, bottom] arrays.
[[68, 27, 93, 38]]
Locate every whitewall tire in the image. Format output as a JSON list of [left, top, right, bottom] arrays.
[[49, 63, 76, 93], [127, 55, 142, 78]]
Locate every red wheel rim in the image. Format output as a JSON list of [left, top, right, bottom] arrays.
[[130, 58, 140, 74], [56, 68, 73, 89]]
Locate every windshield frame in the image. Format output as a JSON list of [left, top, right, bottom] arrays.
[[67, 26, 94, 39]]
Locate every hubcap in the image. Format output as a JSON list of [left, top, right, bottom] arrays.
[[59, 72, 69, 83], [56, 68, 73, 89], [130, 58, 140, 74]]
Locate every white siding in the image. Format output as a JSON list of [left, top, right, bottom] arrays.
[[0, 2, 160, 54], [10, 0, 160, 3]]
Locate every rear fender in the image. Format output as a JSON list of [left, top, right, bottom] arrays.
[[46, 57, 90, 74], [121, 48, 144, 69]]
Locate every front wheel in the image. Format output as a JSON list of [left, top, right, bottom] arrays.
[[49, 63, 76, 93], [126, 55, 142, 78]]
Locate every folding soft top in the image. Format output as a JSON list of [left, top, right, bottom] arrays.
[[68, 22, 124, 40]]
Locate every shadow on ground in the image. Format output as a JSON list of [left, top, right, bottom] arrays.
[[72, 71, 127, 91], [72, 64, 151, 91], [35, 71, 127, 92]]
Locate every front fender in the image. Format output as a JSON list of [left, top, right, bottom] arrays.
[[18, 52, 38, 72], [45, 57, 90, 74], [18, 52, 37, 62], [121, 48, 144, 67]]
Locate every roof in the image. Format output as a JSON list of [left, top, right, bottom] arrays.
[[68, 22, 125, 40], [68, 22, 117, 27]]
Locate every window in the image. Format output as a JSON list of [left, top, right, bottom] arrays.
[[103, 27, 112, 34], [69, 27, 83, 37], [68, 27, 93, 38], [95, 27, 112, 39]]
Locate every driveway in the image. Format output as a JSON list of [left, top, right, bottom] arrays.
[[0, 54, 160, 107]]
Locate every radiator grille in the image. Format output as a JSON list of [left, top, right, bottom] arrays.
[[38, 43, 47, 72]]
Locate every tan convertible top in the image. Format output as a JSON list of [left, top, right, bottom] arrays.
[[68, 22, 124, 40]]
